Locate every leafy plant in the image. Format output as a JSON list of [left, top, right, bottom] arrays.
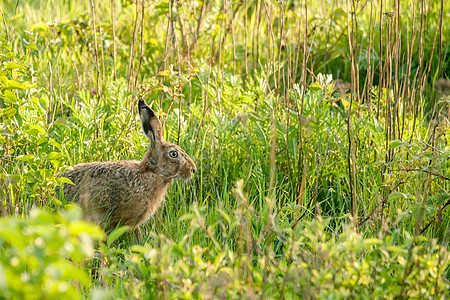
[[0, 206, 104, 299], [0, 0, 449, 298], [96, 182, 449, 298]]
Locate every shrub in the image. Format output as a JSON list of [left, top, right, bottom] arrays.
[[96, 182, 450, 299], [0, 206, 104, 299]]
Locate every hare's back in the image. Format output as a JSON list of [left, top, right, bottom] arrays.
[[56, 160, 142, 203]]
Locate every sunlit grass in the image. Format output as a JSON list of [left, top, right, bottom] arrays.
[[0, 0, 449, 298]]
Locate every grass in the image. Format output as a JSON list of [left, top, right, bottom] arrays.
[[0, 0, 449, 298]]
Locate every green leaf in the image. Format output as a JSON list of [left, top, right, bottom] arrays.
[[30, 116, 46, 123], [2, 107, 17, 118], [49, 196, 62, 206], [69, 220, 104, 237], [49, 139, 61, 149], [60, 204, 83, 221], [31, 22, 49, 33], [130, 245, 149, 254], [7, 79, 27, 90], [0, 75, 8, 85], [28, 124, 46, 134], [48, 152, 66, 160], [107, 226, 130, 247], [0, 222, 26, 249], [26, 41, 38, 51], [309, 83, 323, 91], [15, 154, 35, 161], [0, 52, 14, 59], [389, 140, 404, 149], [23, 81, 37, 89], [172, 245, 184, 256], [55, 176, 75, 185], [4, 62, 26, 69], [1, 42, 12, 51], [54, 117, 70, 127], [388, 192, 407, 200], [3, 89, 17, 101]]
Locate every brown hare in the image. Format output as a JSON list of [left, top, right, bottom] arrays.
[[56, 99, 196, 233]]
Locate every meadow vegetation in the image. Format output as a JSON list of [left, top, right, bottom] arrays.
[[0, 0, 449, 298]]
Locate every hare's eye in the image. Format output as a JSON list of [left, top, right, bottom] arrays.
[[169, 150, 178, 158]]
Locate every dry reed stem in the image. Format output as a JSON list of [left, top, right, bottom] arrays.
[[347, 0, 357, 221], [0, 6, 9, 41], [244, 0, 248, 76], [127, 0, 140, 96], [133, 0, 145, 88], [159, 0, 172, 109], [110, 0, 116, 80], [296, 0, 308, 218], [89, 0, 100, 102]]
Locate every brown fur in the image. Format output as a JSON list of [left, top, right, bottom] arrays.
[[56, 99, 196, 232]]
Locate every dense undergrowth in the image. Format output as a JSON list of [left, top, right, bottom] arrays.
[[1, 0, 449, 298]]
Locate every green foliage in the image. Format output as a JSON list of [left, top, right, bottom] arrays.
[[0, 33, 71, 214], [0, 206, 104, 299], [0, 0, 449, 298], [98, 188, 450, 298]]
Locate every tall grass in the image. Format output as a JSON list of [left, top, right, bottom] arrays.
[[0, 0, 449, 297]]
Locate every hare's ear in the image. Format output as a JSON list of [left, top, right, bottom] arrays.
[[138, 99, 163, 145]]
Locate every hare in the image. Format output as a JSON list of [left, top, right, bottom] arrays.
[[56, 99, 196, 233]]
